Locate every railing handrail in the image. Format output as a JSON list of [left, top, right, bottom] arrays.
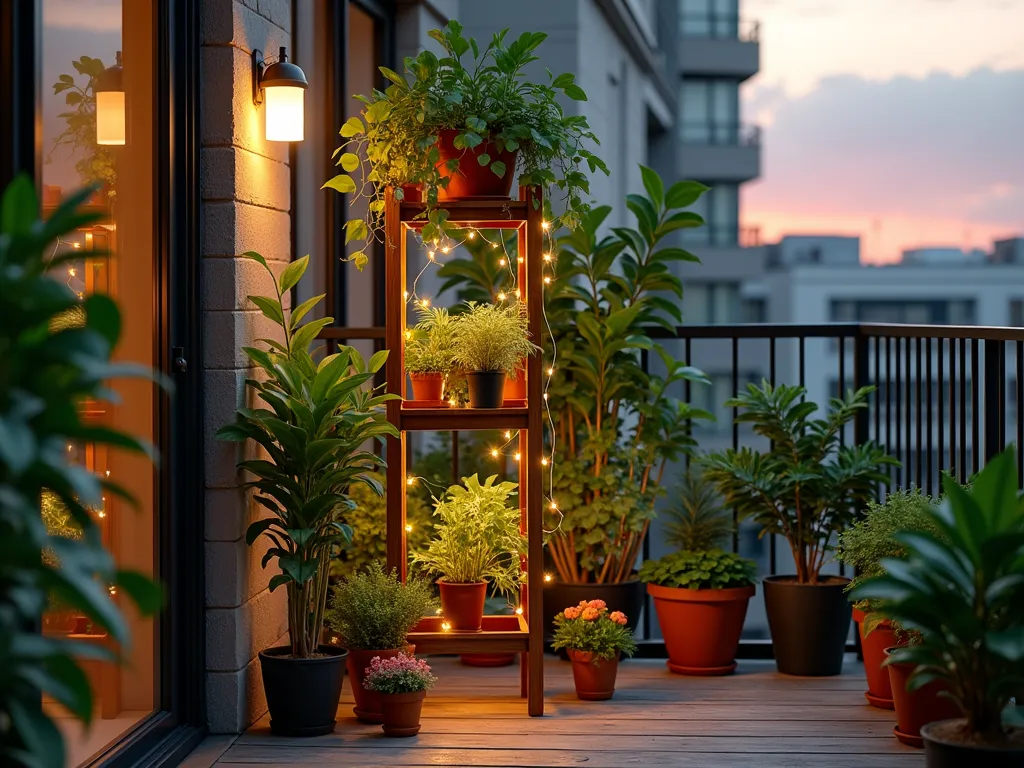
[[680, 121, 762, 147], [650, 322, 1024, 343], [680, 13, 760, 42]]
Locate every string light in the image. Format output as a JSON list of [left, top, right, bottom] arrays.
[[490, 448, 499, 458], [517, 256, 524, 264], [499, 258, 506, 266], [543, 276, 551, 285], [435, 608, 443, 615], [543, 253, 552, 262], [542, 221, 550, 230], [403, 290, 409, 300], [441, 621, 452, 632], [550, 501, 558, 511], [513, 452, 521, 462], [547, 367, 555, 376], [420, 298, 431, 308], [108, 586, 117, 596], [504, 431, 512, 439], [514, 289, 521, 299], [71, 241, 81, 249], [405, 524, 413, 532], [405, 330, 412, 340], [427, 250, 436, 261], [497, 292, 507, 301], [468, 232, 476, 239], [541, 457, 549, 467], [68, 267, 76, 277], [544, 573, 553, 583], [406, 476, 416, 486], [515, 606, 524, 615], [441, 246, 450, 254]]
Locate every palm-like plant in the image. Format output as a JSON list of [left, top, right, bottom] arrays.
[[701, 381, 897, 584], [216, 253, 397, 658], [852, 449, 1024, 744], [664, 467, 734, 552]]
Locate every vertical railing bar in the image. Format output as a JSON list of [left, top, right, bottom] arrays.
[[959, 338, 967, 483], [915, 337, 923, 490], [937, 338, 944, 487], [926, 337, 933, 495], [886, 336, 893, 489], [731, 336, 740, 555], [1017, 341, 1023, 486], [838, 336, 846, 448], [905, 338, 913, 488], [972, 339, 980, 475], [874, 336, 881, 448], [799, 337, 806, 390], [769, 335, 777, 576]]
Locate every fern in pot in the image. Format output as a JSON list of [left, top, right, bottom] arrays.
[[405, 306, 458, 402], [453, 301, 539, 408], [412, 474, 527, 631]]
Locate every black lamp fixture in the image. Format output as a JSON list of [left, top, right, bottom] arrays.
[[95, 51, 125, 146], [252, 46, 308, 142]]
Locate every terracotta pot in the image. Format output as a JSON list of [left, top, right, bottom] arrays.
[[853, 608, 898, 709], [567, 650, 619, 701], [438, 580, 487, 631], [258, 645, 347, 736], [399, 184, 422, 203], [346, 647, 412, 724], [466, 371, 505, 408], [648, 583, 755, 676], [435, 129, 518, 200], [503, 373, 526, 401], [409, 372, 445, 401], [379, 690, 426, 737], [887, 649, 962, 748], [460, 653, 517, 667], [922, 719, 1024, 767]]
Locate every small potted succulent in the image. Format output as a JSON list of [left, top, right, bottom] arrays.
[[363, 653, 437, 737], [412, 474, 527, 630], [324, 20, 607, 268], [404, 306, 458, 402], [552, 600, 636, 700], [325, 562, 436, 724], [452, 301, 539, 408], [854, 450, 1024, 766], [702, 382, 897, 676], [639, 469, 757, 676]]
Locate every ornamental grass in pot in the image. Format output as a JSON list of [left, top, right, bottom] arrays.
[[853, 450, 1024, 766], [412, 474, 527, 631], [324, 20, 607, 270], [639, 469, 757, 676], [552, 601, 637, 700], [452, 301, 539, 408], [216, 253, 398, 736], [325, 562, 436, 724], [702, 382, 897, 676], [405, 306, 458, 402], [363, 653, 437, 737]]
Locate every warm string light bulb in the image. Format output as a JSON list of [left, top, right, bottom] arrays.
[[490, 448, 499, 458], [68, 267, 76, 277], [544, 573, 553, 583], [420, 298, 431, 308], [405, 524, 413, 532], [543, 253, 552, 262], [514, 452, 521, 462], [515, 606, 524, 615], [497, 292, 507, 301], [427, 251, 436, 261], [403, 290, 409, 300], [541, 457, 549, 467], [441, 246, 450, 254], [405, 330, 412, 340], [542, 221, 550, 231], [499, 258, 506, 266], [543, 276, 552, 285], [468, 232, 476, 239], [441, 621, 452, 632], [504, 431, 512, 439], [406, 476, 416, 486], [547, 367, 555, 376], [514, 289, 521, 299]]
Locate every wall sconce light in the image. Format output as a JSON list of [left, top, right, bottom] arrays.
[[95, 51, 125, 146], [252, 46, 308, 142]]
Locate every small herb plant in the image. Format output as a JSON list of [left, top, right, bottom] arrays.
[[405, 306, 459, 375], [363, 653, 437, 694], [324, 20, 608, 267], [664, 467, 733, 552], [639, 550, 757, 591], [452, 301, 539, 374], [412, 474, 527, 597], [326, 562, 436, 651], [551, 601, 637, 663]]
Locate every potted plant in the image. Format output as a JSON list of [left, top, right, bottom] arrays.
[[405, 306, 458, 402], [854, 450, 1024, 766], [541, 170, 713, 633], [324, 20, 607, 268], [639, 469, 757, 676], [363, 653, 438, 737], [412, 474, 527, 631], [836, 489, 945, 710], [325, 562, 436, 724], [216, 252, 398, 736], [551, 600, 637, 700], [452, 301, 539, 408], [701, 382, 897, 676]]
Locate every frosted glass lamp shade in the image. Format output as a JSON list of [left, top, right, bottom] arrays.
[[264, 86, 304, 142], [96, 90, 126, 145]]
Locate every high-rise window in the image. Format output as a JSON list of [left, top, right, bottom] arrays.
[[682, 183, 739, 245], [830, 299, 977, 325], [681, 78, 740, 144], [680, 0, 739, 37]]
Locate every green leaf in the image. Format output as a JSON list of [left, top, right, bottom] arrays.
[[340, 116, 364, 137], [278, 256, 309, 293], [115, 570, 163, 614], [639, 165, 664, 209], [666, 180, 711, 209], [344, 219, 368, 245], [339, 152, 360, 172], [322, 174, 356, 194], [490, 161, 507, 178], [563, 84, 587, 101], [477, 153, 491, 166], [249, 295, 285, 326]]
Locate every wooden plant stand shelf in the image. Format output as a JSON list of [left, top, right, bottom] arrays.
[[384, 186, 546, 717]]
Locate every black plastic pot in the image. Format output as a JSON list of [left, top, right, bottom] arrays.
[[466, 371, 505, 408], [259, 644, 347, 736], [763, 575, 851, 676], [543, 578, 646, 642], [922, 720, 1024, 768]]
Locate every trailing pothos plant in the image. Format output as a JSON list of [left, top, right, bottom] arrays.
[[0, 177, 163, 768], [324, 20, 608, 269], [701, 382, 898, 585], [545, 167, 714, 584], [216, 253, 397, 658]]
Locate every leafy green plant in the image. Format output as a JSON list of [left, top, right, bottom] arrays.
[[852, 450, 1024, 744], [326, 562, 436, 650], [551, 600, 637, 663], [215, 253, 398, 658], [49, 56, 117, 199], [452, 301, 539, 374], [0, 177, 162, 768], [639, 550, 756, 591], [405, 306, 458, 375], [664, 466, 734, 552], [701, 381, 897, 585], [545, 168, 713, 584], [412, 474, 526, 597], [437, 231, 517, 305], [324, 20, 608, 267]]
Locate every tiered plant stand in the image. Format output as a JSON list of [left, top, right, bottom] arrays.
[[383, 185, 546, 716]]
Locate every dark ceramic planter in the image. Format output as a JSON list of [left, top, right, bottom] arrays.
[[922, 720, 1024, 768], [543, 578, 645, 643], [258, 644, 347, 736], [466, 371, 505, 408], [763, 575, 851, 676]]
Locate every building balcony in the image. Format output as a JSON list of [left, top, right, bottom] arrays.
[[679, 122, 762, 181], [678, 14, 760, 80]]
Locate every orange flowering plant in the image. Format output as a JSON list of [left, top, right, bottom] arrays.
[[551, 600, 637, 662]]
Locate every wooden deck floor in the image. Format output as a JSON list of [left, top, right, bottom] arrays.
[[214, 656, 924, 767]]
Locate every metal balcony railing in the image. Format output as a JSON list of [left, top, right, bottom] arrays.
[[681, 121, 761, 146], [680, 14, 760, 42]]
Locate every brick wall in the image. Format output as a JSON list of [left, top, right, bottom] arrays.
[[200, 0, 293, 734]]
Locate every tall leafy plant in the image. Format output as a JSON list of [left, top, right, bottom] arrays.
[[0, 177, 162, 768], [545, 167, 713, 584], [701, 382, 898, 584], [216, 253, 397, 658]]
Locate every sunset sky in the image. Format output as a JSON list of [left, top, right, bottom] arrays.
[[741, 0, 1024, 263]]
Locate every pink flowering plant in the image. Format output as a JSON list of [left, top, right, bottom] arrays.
[[363, 652, 438, 694], [551, 600, 637, 663]]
